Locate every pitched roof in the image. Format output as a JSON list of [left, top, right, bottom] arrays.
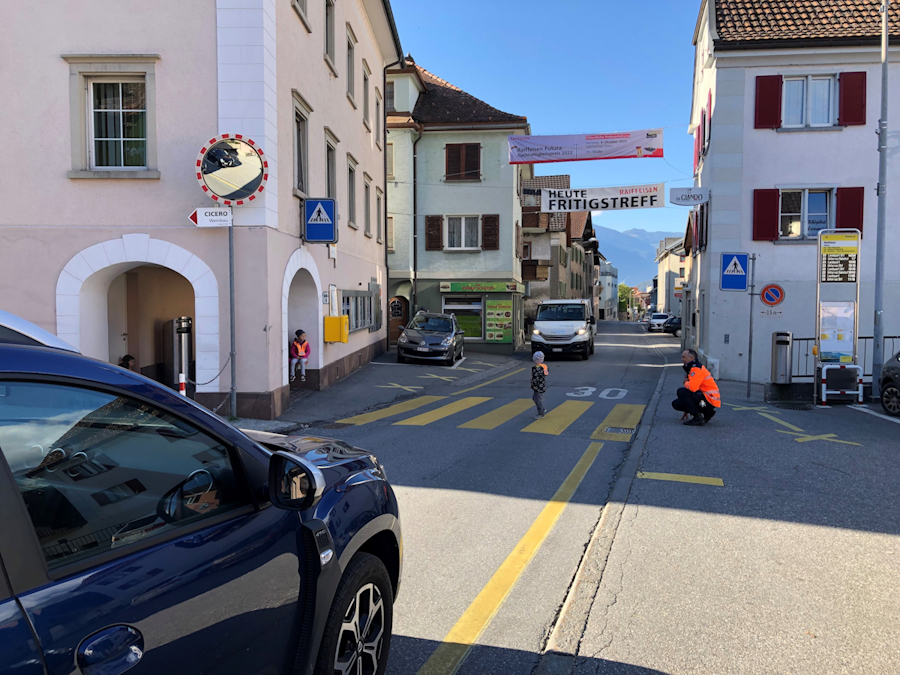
[[714, 0, 900, 46], [411, 63, 528, 126], [569, 212, 590, 239], [522, 175, 569, 230]]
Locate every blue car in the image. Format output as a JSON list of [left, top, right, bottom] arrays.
[[0, 343, 401, 675]]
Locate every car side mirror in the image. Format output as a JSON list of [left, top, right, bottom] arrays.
[[589, 317, 596, 325], [268, 451, 325, 511], [157, 469, 216, 524]]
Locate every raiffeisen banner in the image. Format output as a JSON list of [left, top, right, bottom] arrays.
[[541, 184, 664, 213], [508, 129, 663, 165]]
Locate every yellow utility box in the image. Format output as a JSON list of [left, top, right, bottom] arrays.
[[324, 315, 349, 343]]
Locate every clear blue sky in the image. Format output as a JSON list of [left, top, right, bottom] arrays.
[[390, 0, 699, 234]]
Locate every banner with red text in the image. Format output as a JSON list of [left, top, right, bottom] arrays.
[[509, 129, 663, 165]]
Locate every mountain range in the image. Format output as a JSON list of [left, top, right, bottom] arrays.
[[593, 225, 683, 288]]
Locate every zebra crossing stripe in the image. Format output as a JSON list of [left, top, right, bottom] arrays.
[[394, 397, 492, 426], [521, 401, 594, 436], [458, 399, 535, 430], [336, 396, 446, 425]]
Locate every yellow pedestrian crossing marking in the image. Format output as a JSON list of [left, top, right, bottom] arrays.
[[637, 472, 724, 487], [459, 399, 534, 430], [394, 397, 491, 426], [590, 404, 646, 441], [337, 395, 445, 425], [521, 401, 593, 436]]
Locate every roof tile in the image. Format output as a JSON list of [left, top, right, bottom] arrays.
[[411, 63, 527, 125]]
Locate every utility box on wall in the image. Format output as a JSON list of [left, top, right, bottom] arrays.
[[324, 315, 349, 343]]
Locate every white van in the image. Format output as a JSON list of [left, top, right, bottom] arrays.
[[531, 299, 595, 360]]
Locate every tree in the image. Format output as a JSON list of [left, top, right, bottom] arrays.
[[618, 283, 631, 313]]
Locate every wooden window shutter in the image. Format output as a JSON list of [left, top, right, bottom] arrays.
[[523, 211, 539, 228], [464, 143, 480, 179], [516, 222, 523, 258], [425, 215, 443, 250], [755, 75, 783, 129], [836, 187, 865, 236], [693, 128, 700, 174], [482, 214, 499, 250], [839, 72, 866, 126], [752, 189, 780, 241], [446, 145, 462, 181]]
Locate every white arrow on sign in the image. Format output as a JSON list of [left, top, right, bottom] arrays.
[[190, 207, 233, 228]]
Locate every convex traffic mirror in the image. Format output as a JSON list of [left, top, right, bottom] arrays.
[[196, 135, 268, 205]]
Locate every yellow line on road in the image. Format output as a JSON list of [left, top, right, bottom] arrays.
[[452, 368, 526, 396], [637, 472, 724, 486], [336, 395, 445, 425], [521, 400, 593, 436], [758, 412, 804, 432], [776, 430, 862, 446], [417, 442, 604, 675], [458, 399, 534, 430], [590, 404, 646, 441], [394, 397, 491, 426]]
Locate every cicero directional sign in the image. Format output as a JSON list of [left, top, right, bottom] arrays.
[[541, 183, 663, 213]]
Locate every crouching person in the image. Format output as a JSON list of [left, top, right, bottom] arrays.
[[672, 349, 721, 426]]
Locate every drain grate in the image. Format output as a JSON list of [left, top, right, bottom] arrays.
[[606, 427, 635, 435], [774, 403, 814, 411]]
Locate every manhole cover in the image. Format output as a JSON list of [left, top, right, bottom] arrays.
[[774, 403, 814, 411], [606, 427, 635, 435], [319, 423, 351, 429]]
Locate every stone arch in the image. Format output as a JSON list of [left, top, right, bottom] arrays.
[[56, 233, 222, 393], [281, 247, 324, 386]]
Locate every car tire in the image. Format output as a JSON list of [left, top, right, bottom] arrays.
[[589, 341, 595, 355], [674, 328, 682, 338], [458, 345, 464, 361], [314, 553, 394, 675], [581, 345, 590, 360], [881, 382, 900, 417]]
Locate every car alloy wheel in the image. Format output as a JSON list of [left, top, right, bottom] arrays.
[[881, 384, 900, 417], [674, 328, 681, 338], [334, 582, 384, 675]]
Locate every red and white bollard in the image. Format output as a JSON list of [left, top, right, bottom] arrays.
[[178, 373, 187, 397]]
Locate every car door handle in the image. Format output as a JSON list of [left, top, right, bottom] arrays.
[[76, 625, 144, 675]]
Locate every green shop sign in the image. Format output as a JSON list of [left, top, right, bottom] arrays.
[[439, 281, 524, 294]]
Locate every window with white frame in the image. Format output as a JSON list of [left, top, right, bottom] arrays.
[[783, 75, 837, 127], [446, 215, 480, 250], [324, 0, 335, 65], [386, 143, 394, 178], [375, 93, 381, 145], [385, 81, 395, 111], [386, 216, 394, 250], [347, 157, 357, 226], [346, 27, 356, 103], [326, 140, 336, 199], [90, 81, 147, 168], [291, 0, 311, 31], [364, 177, 371, 236], [376, 188, 383, 242], [362, 62, 370, 128], [780, 189, 832, 239], [293, 95, 311, 195]]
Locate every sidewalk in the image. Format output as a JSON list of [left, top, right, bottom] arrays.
[[543, 365, 900, 675]]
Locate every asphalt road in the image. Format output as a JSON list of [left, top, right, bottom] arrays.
[[299, 320, 672, 674]]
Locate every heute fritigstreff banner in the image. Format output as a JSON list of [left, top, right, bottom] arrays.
[[508, 129, 663, 165]]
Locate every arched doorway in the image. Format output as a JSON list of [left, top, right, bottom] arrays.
[[389, 296, 409, 344], [56, 234, 221, 393], [281, 248, 324, 388]]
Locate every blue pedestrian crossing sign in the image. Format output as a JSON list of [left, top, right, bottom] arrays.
[[304, 199, 338, 243], [720, 252, 749, 291]]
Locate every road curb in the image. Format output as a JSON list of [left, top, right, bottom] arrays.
[[534, 340, 670, 675]]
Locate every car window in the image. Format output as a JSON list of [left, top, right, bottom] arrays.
[[0, 381, 249, 570], [536, 305, 586, 321], [652, 314, 668, 320], [409, 316, 452, 332]]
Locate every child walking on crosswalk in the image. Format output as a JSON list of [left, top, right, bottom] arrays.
[[531, 351, 548, 419]]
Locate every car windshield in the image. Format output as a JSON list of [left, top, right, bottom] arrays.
[[536, 304, 585, 322], [652, 314, 668, 320], [409, 316, 452, 332]]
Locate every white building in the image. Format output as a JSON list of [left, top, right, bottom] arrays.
[[0, 1, 402, 418], [686, 0, 900, 385], [385, 58, 530, 352], [656, 237, 687, 316], [597, 259, 619, 321]]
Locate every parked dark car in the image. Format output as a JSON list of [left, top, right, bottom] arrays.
[[0, 344, 401, 675], [879, 350, 900, 417], [663, 316, 682, 338], [397, 311, 464, 365]]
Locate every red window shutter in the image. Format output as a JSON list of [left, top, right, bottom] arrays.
[[425, 215, 443, 250], [753, 189, 780, 241], [482, 214, 499, 250], [836, 187, 865, 236], [446, 145, 462, 181], [839, 72, 866, 126], [755, 75, 783, 129], [707, 89, 713, 147], [464, 144, 480, 179], [693, 129, 700, 174]]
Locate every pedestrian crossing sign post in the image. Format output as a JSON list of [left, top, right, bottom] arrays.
[[720, 252, 749, 291], [303, 199, 338, 243]]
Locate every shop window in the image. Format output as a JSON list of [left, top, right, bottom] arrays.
[[442, 296, 483, 339], [342, 290, 375, 332]]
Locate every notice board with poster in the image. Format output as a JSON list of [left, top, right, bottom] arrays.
[[819, 301, 856, 363], [485, 299, 513, 343]]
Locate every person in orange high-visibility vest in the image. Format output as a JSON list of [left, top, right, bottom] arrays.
[[672, 348, 721, 426]]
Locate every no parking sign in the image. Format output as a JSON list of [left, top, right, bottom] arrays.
[[760, 284, 785, 307]]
